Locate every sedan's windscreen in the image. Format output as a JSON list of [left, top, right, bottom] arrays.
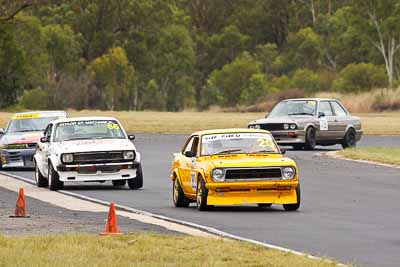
[[7, 117, 59, 133], [201, 133, 279, 156], [54, 120, 125, 141], [268, 100, 317, 118]]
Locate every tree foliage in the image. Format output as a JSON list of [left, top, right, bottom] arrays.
[[0, 0, 397, 110]]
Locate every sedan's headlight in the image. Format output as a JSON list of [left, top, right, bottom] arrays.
[[211, 168, 225, 181], [282, 167, 295, 179], [123, 151, 135, 160], [254, 124, 261, 129], [248, 125, 255, 129], [283, 123, 289, 130], [62, 153, 74, 163], [290, 123, 297, 130]]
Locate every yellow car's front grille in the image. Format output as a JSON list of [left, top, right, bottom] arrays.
[[224, 167, 282, 180]]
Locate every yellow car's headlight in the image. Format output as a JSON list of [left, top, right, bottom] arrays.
[[211, 168, 225, 181], [282, 167, 296, 179]]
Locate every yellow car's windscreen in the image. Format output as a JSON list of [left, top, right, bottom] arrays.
[[201, 133, 279, 156]]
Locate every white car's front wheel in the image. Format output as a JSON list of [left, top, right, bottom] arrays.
[[127, 164, 143, 189], [48, 162, 63, 191], [35, 161, 48, 188]]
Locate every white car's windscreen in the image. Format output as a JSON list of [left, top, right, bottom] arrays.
[[268, 100, 317, 117], [201, 133, 279, 156], [53, 120, 125, 141]]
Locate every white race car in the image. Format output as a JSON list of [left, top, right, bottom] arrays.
[[34, 117, 143, 191]]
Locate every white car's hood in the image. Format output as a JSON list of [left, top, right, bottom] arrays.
[[55, 139, 136, 153]]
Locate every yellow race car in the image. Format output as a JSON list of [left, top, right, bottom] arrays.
[[170, 128, 300, 211]]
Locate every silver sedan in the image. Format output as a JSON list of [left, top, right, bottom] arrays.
[[248, 98, 363, 150]]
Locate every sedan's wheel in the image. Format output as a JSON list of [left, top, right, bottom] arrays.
[[304, 127, 316, 150], [196, 177, 211, 211], [283, 184, 301, 211], [172, 177, 190, 207], [127, 164, 143, 189], [342, 128, 356, 149], [112, 179, 126, 187], [35, 161, 48, 187], [48, 162, 63, 191], [257, 203, 272, 208]]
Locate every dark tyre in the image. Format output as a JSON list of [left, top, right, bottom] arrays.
[[128, 164, 143, 189], [304, 127, 316, 150], [257, 203, 272, 208], [196, 177, 212, 211], [283, 184, 301, 211], [172, 177, 190, 207], [48, 162, 63, 191], [342, 128, 356, 149], [292, 144, 304, 150], [112, 179, 126, 187], [35, 161, 48, 187]]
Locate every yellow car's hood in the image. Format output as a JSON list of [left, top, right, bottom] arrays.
[[203, 154, 296, 168]]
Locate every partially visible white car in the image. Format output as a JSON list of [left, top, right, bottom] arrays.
[[34, 117, 142, 191]]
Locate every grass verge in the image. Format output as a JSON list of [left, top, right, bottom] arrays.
[[339, 147, 400, 166], [0, 110, 399, 135], [0, 233, 339, 267]]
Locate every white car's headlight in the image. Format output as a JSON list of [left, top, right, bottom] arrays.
[[290, 123, 297, 130], [212, 168, 225, 181], [254, 124, 261, 129], [248, 125, 255, 129], [282, 167, 295, 179], [123, 151, 135, 160], [283, 123, 289, 130], [62, 153, 74, 163]]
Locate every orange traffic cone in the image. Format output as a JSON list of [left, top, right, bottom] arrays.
[[100, 202, 122, 235], [10, 188, 29, 218]]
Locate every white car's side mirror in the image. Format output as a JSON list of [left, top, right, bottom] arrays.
[[40, 136, 49, 143]]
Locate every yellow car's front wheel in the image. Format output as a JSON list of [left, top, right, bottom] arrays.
[[196, 177, 212, 211], [283, 184, 301, 211], [172, 177, 190, 207]]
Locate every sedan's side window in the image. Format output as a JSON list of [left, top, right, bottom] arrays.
[[331, 101, 348, 117], [191, 137, 199, 155], [319, 101, 333, 116], [183, 137, 194, 153], [44, 124, 53, 139]]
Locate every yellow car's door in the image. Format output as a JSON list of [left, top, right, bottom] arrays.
[[180, 136, 200, 194]]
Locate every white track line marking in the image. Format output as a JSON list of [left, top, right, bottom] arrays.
[[0, 171, 345, 266]]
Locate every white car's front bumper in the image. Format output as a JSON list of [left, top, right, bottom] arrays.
[[56, 162, 139, 182]]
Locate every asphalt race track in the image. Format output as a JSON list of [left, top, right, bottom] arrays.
[[5, 135, 400, 267]]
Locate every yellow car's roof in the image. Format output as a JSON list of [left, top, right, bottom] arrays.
[[192, 128, 271, 136]]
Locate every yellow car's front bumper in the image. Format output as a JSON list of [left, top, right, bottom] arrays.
[[206, 181, 298, 205]]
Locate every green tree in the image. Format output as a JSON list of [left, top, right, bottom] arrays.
[[239, 73, 270, 105], [352, 0, 400, 87], [254, 43, 278, 75], [206, 52, 263, 107], [141, 79, 165, 110], [0, 23, 25, 107], [283, 27, 323, 72], [333, 63, 387, 92], [153, 24, 195, 111], [89, 47, 136, 110], [292, 68, 321, 92]]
